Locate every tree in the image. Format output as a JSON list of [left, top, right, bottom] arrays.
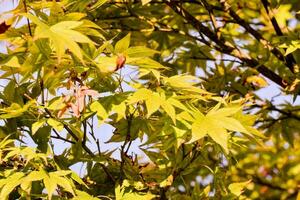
[[0, 0, 299, 199]]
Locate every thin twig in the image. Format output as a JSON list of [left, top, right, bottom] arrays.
[[22, 0, 32, 36]]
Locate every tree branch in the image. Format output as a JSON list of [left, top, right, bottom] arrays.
[[261, 0, 297, 73], [22, 0, 32, 36], [218, 0, 297, 73], [165, 1, 287, 88]]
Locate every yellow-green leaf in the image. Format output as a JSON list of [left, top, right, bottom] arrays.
[[141, 0, 152, 5], [161, 101, 176, 124], [32, 119, 46, 135], [228, 180, 251, 196], [115, 33, 131, 53], [47, 118, 64, 131], [2, 56, 21, 68], [126, 46, 159, 57]]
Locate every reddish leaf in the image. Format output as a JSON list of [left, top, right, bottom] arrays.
[[0, 22, 10, 34], [115, 54, 126, 71]]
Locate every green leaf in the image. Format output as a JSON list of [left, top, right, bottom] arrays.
[[89, 0, 108, 10], [167, 97, 187, 111], [141, 0, 152, 5], [72, 190, 99, 200], [90, 101, 108, 124], [128, 57, 167, 69], [112, 102, 127, 121], [228, 180, 251, 196], [115, 33, 131, 53], [20, 170, 46, 193], [206, 120, 228, 153], [127, 88, 153, 104], [210, 117, 249, 135], [32, 119, 46, 135], [50, 21, 94, 44], [0, 172, 24, 199], [191, 115, 229, 153], [94, 55, 118, 74], [47, 118, 64, 131], [24, 14, 94, 62], [2, 56, 21, 68], [43, 172, 57, 200], [71, 172, 88, 188], [207, 106, 241, 118], [0, 101, 35, 119], [161, 100, 176, 124], [126, 46, 159, 57], [47, 97, 65, 110], [145, 93, 162, 117], [50, 173, 75, 195]]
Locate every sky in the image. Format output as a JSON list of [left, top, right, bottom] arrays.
[[0, 0, 300, 176]]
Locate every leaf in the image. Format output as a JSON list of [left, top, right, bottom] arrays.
[[47, 97, 65, 110], [163, 75, 209, 94], [210, 117, 249, 135], [23, 14, 94, 62], [72, 190, 99, 200], [94, 55, 118, 74], [2, 56, 21, 68], [141, 0, 152, 5], [228, 180, 251, 196], [43, 173, 57, 200], [159, 175, 173, 187], [115, 33, 131, 53], [89, 0, 108, 10], [161, 101, 176, 124], [32, 119, 46, 135], [128, 57, 167, 69], [50, 21, 94, 44], [274, 5, 293, 27], [145, 93, 162, 117], [0, 172, 25, 199], [191, 119, 207, 143], [20, 170, 46, 193], [126, 46, 159, 57], [207, 106, 241, 118], [47, 118, 64, 131], [206, 122, 228, 154], [50, 173, 75, 196], [167, 97, 187, 111], [71, 172, 88, 188], [90, 101, 108, 124], [127, 88, 153, 104], [112, 102, 127, 121], [246, 75, 268, 87], [0, 101, 35, 119], [191, 116, 229, 153]]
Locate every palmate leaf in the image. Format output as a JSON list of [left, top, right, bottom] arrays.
[[23, 14, 94, 62], [141, 0, 152, 5], [228, 180, 251, 196], [115, 33, 131, 54], [163, 75, 210, 94], [125, 46, 159, 58], [0, 172, 25, 200], [0, 100, 35, 119], [191, 105, 250, 153], [72, 190, 99, 200], [128, 89, 185, 123]]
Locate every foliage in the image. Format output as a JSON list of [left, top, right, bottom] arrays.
[[0, 0, 299, 199]]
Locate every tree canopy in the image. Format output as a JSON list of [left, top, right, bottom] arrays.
[[0, 0, 299, 199]]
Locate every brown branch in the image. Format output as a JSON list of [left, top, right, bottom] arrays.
[[218, 0, 297, 73], [22, 0, 32, 36], [165, 1, 287, 88], [261, 0, 297, 72]]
